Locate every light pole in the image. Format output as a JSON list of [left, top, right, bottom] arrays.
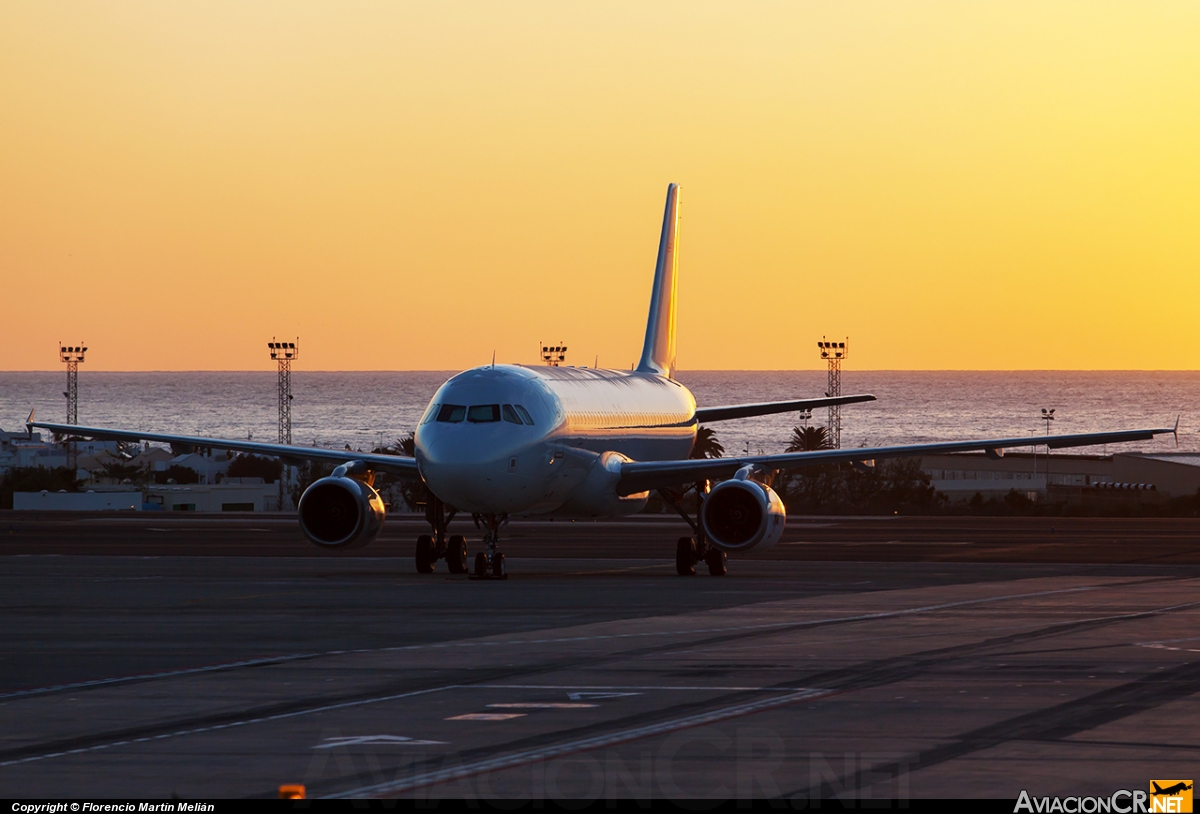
[[817, 338, 848, 448], [269, 338, 298, 510], [1040, 408, 1055, 497], [59, 343, 86, 471]]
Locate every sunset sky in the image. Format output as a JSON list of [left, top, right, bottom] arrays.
[[2, 2, 1198, 371]]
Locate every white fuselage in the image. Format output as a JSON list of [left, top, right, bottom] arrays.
[[414, 364, 697, 516]]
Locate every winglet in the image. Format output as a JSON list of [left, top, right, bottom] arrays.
[[25, 409, 34, 438], [636, 183, 680, 379], [1174, 415, 1180, 447]]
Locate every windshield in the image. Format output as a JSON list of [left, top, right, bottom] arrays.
[[436, 404, 466, 423], [467, 404, 500, 423]]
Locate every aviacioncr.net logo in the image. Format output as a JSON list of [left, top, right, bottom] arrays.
[[1015, 783, 1194, 814]]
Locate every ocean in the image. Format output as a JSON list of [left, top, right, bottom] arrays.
[[0, 370, 1195, 457]]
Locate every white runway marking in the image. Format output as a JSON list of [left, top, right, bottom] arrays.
[[0, 583, 1104, 701], [315, 735, 447, 749], [331, 687, 834, 798], [0, 685, 454, 768], [487, 703, 598, 709], [1137, 643, 1200, 654]]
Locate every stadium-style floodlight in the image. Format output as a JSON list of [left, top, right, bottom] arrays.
[[269, 338, 299, 509], [268, 341, 298, 361], [541, 343, 567, 366], [60, 345, 87, 363], [268, 338, 299, 445], [817, 337, 850, 448], [59, 342, 87, 470], [1041, 408, 1055, 435]]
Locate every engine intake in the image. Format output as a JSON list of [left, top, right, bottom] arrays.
[[699, 476, 785, 553], [298, 476, 386, 549]]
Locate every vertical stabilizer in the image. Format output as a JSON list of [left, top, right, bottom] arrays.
[[636, 183, 680, 378]]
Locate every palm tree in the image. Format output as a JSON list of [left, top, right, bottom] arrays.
[[690, 425, 724, 459], [786, 425, 831, 453], [371, 432, 428, 510]]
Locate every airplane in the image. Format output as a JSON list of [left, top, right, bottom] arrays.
[[1152, 783, 1193, 797], [30, 184, 1178, 579]]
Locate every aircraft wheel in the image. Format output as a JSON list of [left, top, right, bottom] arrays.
[[474, 552, 488, 577], [447, 535, 468, 574], [676, 537, 696, 576], [415, 535, 436, 574], [705, 548, 727, 577], [492, 552, 506, 578]]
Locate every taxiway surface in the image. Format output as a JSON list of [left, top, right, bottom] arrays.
[[2, 513, 1199, 800]]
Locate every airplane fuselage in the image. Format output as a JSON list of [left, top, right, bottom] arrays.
[[414, 364, 697, 515]]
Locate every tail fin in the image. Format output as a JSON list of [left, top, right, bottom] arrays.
[[636, 183, 681, 378]]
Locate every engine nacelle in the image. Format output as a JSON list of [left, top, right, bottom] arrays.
[[700, 476, 786, 553], [298, 476, 386, 550]]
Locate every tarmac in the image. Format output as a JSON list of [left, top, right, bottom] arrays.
[[2, 512, 1200, 800]]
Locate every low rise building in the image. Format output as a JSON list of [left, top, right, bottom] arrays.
[[14, 488, 141, 511], [921, 451, 1200, 503], [0, 428, 68, 472], [143, 481, 279, 512], [14, 481, 280, 512]]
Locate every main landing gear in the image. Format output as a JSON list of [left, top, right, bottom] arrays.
[[675, 536, 726, 576], [414, 496, 465, 574], [661, 483, 727, 577], [414, 497, 507, 579]]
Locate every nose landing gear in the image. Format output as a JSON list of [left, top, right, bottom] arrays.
[[469, 514, 508, 580]]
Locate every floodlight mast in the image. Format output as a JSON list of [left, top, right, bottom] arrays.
[[268, 339, 298, 445], [268, 338, 298, 509], [59, 343, 87, 470], [541, 342, 567, 367], [817, 337, 848, 449]]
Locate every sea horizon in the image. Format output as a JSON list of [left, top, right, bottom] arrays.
[[3, 370, 1194, 457]]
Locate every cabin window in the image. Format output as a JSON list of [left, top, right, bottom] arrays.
[[437, 404, 466, 423], [502, 405, 523, 425], [468, 404, 501, 423], [420, 403, 440, 425], [514, 405, 535, 425]]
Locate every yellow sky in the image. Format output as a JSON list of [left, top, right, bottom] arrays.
[[2, 2, 1198, 371]]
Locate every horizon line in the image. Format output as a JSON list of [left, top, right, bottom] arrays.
[[3, 368, 1200, 375]]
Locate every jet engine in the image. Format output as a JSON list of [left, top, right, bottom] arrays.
[[699, 474, 785, 553], [298, 476, 386, 550]]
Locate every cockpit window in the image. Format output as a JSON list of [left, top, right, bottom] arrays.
[[514, 404, 534, 425], [502, 404, 522, 425], [436, 404, 466, 423], [467, 404, 501, 423], [420, 403, 440, 425]]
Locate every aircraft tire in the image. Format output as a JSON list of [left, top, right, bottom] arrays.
[[447, 535, 468, 574], [474, 552, 488, 577], [416, 535, 435, 574], [492, 552, 506, 578], [705, 548, 727, 577], [676, 537, 696, 576]]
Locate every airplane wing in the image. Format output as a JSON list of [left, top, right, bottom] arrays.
[[694, 394, 876, 423], [616, 425, 1177, 495], [28, 420, 421, 478]]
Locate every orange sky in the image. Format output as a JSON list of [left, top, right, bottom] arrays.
[[2, 2, 1198, 371]]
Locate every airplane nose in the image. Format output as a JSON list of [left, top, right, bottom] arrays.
[[416, 428, 529, 513]]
